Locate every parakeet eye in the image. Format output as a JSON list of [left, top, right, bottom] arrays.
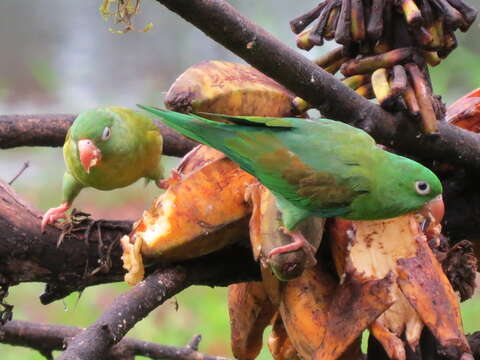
[[101, 127, 111, 141], [415, 181, 430, 195]]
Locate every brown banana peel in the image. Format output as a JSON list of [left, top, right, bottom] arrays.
[[269, 313, 301, 360], [446, 88, 480, 132], [330, 198, 471, 359], [228, 281, 276, 360], [164, 60, 304, 117], [248, 183, 325, 281], [121, 146, 256, 285], [278, 260, 394, 360]]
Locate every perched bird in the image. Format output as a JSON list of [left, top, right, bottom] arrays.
[[139, 106, 442, 257], [41, 106, 164, 232]]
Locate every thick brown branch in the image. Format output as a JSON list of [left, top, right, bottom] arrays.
[[0, 320, 232, 360], [153, 0, 480, 174], [0, 179, 258, 305], [0, 114, 196, 157]]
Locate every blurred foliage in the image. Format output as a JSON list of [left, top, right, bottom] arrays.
[[0, 0, 479, 358]]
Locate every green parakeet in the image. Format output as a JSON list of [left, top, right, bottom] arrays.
[[42, 106, 164, 231], [139, 106, 442, 256]]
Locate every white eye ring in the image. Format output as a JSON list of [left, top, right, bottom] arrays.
[[415, 181, 430, 195], [101, 127, 111, 141]]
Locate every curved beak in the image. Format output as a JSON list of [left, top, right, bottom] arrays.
[[417, 195, 444, 236], [421, 195, 445, 223], [78, 139, 102, 173]]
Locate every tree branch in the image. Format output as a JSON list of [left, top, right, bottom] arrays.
[[0, 114, 196, 157], [60, 250, 260, 360], [152, 0, 480, 174], [0, 320, 233, 360], [57, 267, 190, 360], [0, 179, 258, 305]]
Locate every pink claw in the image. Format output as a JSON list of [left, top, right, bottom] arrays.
[[41, 202, 70, 232], [156, 170, 182, 190], [268, 227, 317, 266]]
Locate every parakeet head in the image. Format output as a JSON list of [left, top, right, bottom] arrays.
[[393, 155, 443, 208], [69, 107, 124, 173], [351, 152, 443, 220]]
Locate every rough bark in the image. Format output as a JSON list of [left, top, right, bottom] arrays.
[[0, 320, 233, 360]]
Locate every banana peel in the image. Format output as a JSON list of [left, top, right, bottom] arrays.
[[446, 88, 480, 131], [248, 183, 325, 281], [330, 197, 472, 359], [269, 313, 301, 360], [164, 60, 304, 118], [228, 281, 276, 360], [121, 145, 255, 285], [279, 259, 394, 360]]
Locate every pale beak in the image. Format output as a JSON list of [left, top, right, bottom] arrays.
[[419, 195, 445, 224], [78, 139, 102, 173]]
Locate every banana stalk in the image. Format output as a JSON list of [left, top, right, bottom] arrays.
[[403, 81, 421, 117], [422, 50, 442, 66], [355, 83, 375, 99], [335, 0, 353, 45], [342, 74, 370, 89], [315, 46, 344, 68], [400, 0, 423, 27], [290, 3, 325, 34], [366, 0, 385, 41], [324, 6, 340, 40], [340, 47, 412, 76], [296, 29, 315, 51], [405, 63, 438, 133], [351, 0, 366, 41], [446, 0, 478, 31], [372, 68, 396, 109]]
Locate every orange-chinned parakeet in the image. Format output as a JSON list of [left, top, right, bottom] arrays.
[[41, 106, 164, 231], [139, 106, 442, 257]]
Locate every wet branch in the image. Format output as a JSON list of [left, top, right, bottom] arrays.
[[0, 320, 233, 360]]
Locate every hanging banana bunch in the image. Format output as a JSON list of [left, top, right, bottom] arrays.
[[291, 0, 478, 134]]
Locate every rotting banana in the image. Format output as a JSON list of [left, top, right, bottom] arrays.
[[248, 183, 324, 281], [446, 88, 480, 131], [372, 68, 396, 109], [405, 63, 438, 133], [164, 60, 305, 117], [121, 146, 255, 284], [228, 281, 276, 360], [278, 261, 393, 360], [329, 197, 472, 359], [268, 313, 301, 360]]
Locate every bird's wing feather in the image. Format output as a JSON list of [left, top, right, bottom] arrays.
[[138, 107, 371, 214], [195, 112, 297, 128]]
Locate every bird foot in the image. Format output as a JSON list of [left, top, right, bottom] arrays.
[[41, 202, 70, 233], [268, 227, 317, 266], [157, 170, 182, 190]]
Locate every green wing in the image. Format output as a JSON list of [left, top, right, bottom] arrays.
[[196, 112, 296, 128], [139, 106, 371, 216]]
